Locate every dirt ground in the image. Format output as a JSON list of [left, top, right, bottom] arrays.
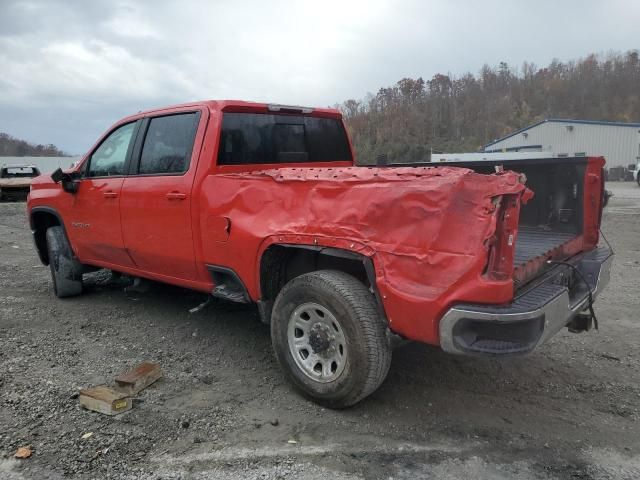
[[1, 182, 639, 479]]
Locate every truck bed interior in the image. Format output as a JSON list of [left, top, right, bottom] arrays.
[[513, 227, 577, 269], [397, 157, 589, 286], [472, 159, 585, 276]]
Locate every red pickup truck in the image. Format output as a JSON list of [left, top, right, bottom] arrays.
[[28, 100, 612, 407]]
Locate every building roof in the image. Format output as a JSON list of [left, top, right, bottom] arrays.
[[483, 118, 640, 150]]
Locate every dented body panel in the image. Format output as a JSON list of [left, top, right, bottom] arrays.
[[199, 166, 529, 345]]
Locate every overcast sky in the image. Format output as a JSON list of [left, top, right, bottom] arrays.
[[0, 0, 637, 154]]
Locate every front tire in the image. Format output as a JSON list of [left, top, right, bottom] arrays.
[[271, 270, 392, 408], [46, 226, 83, 298]]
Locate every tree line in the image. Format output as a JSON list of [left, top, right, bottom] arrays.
[[339, 50, 640, 164], [0, 132, 66, 157]]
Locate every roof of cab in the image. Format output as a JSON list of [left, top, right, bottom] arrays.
[[121, 100, 342, 123]]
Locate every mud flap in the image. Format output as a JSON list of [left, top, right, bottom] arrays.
[[567, 312, 595, 333]]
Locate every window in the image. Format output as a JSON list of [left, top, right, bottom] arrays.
[[88, 122, 136, 177], [1, 166, 39, 178], [218, 113, 352, 165], [138, 113, 200, 174], [575, 152, 586, 157]]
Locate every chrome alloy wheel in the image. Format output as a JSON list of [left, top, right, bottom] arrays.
[[287, 302, 347, 383]]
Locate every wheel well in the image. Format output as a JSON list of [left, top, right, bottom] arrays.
[[31, 211, 61, 265], [260, 245, 373, 303]]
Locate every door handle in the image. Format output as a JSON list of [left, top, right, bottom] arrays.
[[103, 191, 118, 198], [166, 191, 187, 200]]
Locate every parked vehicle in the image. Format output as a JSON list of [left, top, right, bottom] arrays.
[[27, 101, 613, 407], [0, 164, 41, 200], [629, 162, 640, 186]]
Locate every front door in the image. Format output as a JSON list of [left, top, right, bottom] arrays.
[[120, 111, 203, 281], [68, 121, 138, 267]]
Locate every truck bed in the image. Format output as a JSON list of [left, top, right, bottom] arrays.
[[514, 226, 577, 268], [393, 157, 595, 287]]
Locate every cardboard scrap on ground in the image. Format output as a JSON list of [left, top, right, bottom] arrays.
[[79, 362, 162, 416], [79, 385, 132, 416]]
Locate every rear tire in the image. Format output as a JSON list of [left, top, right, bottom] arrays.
[[46, 226, 83, 298], [271, 270, 391, 408]]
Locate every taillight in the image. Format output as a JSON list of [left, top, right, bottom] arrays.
[[485, 194, 521, 281]]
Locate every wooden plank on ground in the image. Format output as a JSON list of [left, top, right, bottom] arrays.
[[79, 385, 132, 416], [114, 361, 162, 395]]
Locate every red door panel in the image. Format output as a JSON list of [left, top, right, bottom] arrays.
[[120, 175, 197, 280], [68, 178, 135, 267], [119, 110, 204, 281], [66, 120, 138, 267]]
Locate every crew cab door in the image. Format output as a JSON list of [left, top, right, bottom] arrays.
[[119, 109, 205, 281], [69, 121, 139, 267]]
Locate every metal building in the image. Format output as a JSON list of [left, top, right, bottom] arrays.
[[483, 119, 640, 169]]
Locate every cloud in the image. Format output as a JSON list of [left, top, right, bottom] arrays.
[[0, 0, 638, 153]]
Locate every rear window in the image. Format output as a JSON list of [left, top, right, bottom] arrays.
[[1, 167, 39, 178], [217, 113, 352, 165]]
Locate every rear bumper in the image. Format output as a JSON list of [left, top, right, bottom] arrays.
[[439, 246, 613, 356]]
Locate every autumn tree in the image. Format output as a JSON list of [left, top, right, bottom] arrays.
[[341, 50, 640, 164]]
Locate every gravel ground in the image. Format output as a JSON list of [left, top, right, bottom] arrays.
[[0, 182, 639, 479]]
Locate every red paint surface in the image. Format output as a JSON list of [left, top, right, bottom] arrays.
[[27, 100, 605, 347], [199, 166, 529, 344]]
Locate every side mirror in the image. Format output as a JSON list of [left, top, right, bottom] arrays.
[[603, 189, 612, 208], [51, 168, 79, 194], [51, 167, 64, 183]]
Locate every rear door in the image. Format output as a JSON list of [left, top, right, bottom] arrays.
[[119, 109, 205, 281], [69, 121, 139, 267]]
